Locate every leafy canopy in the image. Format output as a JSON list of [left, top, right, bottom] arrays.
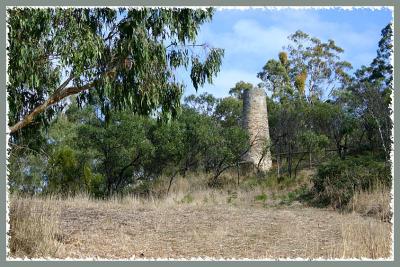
[[258, 30, 352, 102], [7, 7, 224, 136]]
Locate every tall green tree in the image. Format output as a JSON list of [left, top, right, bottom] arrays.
[[257, 54, 293, 100], [286, 30, 352, 101], [7, 7, 224, 139], [337, 23, 393, 160], [214, 96, 242, 128], [258, 31, 351, 103], [370, 23, 393, 89]]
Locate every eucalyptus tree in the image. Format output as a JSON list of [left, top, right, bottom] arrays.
[[7, 7, 224, 141], [258, 30, 352, 103], [342, 23, 393, 160], [183, 93, 218, 116]]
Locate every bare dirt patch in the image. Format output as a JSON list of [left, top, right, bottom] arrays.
[[8, 195, 392, 260], [54, 203, 390, 259]]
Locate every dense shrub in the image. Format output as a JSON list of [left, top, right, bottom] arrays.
[[311, 155, 391, 208]]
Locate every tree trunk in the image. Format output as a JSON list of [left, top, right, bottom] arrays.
[[372, 113, 389, 160], [294, 152, 306, 178], [166, 169, 180, 196], [288, 143, 292, 178], [276, 142, 281, 178], [277, 153, 280, 178], [9, 81, 94, 133], [237, 162, 240, 186]]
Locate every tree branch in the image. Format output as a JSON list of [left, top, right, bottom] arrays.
[[8, 69, 116, 134]]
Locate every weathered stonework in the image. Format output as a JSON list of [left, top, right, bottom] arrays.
[[242, 88, 272, 172]]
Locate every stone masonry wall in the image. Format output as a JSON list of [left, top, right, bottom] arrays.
[[242, 88, 272, 172]]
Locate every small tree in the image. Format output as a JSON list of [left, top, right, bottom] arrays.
[[214, 96, 242, 128], [46, 145, 81, 196], [207, 126, 249, 187], [295, 130, 329, 176], [75, 111, 154, 196]]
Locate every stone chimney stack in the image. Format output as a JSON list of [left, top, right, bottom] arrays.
[[242, 88, 272, 172]]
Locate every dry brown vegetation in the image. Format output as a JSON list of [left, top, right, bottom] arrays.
[[8, 174, 392, 260], [346, 184, 392, 222]]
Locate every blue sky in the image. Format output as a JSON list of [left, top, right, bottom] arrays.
[[179, 7, 393, 99]]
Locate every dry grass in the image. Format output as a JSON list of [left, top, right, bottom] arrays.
[[346, 185, 392, 222], [336, 218, 392, 259], [8, 197, 64, 259], [8, 186, 392, 260]]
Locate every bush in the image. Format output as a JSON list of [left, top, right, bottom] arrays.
[[180, 193, 194, 204], [46, 145, 81, 196], [131, 180, 153, 197], [279, 185, 309, 205], [83, 164, 106, 198], [254, 193, 268, 202], [240, 172, 297, 191], [311, 155, 391, 208]]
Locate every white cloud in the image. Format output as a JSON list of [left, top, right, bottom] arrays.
[[232, 20, 289, 54], [199, 19, 289, 57], [197, 8, 382, 73], [183, 8, 390, 98], [262, 8, 381, 67]]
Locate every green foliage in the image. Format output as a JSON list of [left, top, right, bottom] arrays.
[[46, 145, 80, 195], [184, 93, 218, 116], [207, 125, 249, 187], [258, 58, 292, 100], [180, 193, 194, 204], [312, 155, 391, 208], [285, 30, 352, 100], [214, 97, 242, 127], [297, 130, 329, 152], [229, 81, 253, 99], [7, 7, 224, 139], [370, 23, 393, 87], [279, 185, 309, 205], [83, 164, 105, 198], [9, 96, 249, 197], [338, 23, 393, 161], [258, 30, 351, 102], [75, 110, 155, 196], [7, 9, 61, 126], [7, 23, 392, 208], [254, 193, 268, 202], [191, 48, 224, 90], [149, 118, 186, 177], [8, 150, 46, 195], [279, 192, 296, 205]]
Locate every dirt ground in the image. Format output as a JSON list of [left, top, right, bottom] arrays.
[[51, 202, 391, 259]]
